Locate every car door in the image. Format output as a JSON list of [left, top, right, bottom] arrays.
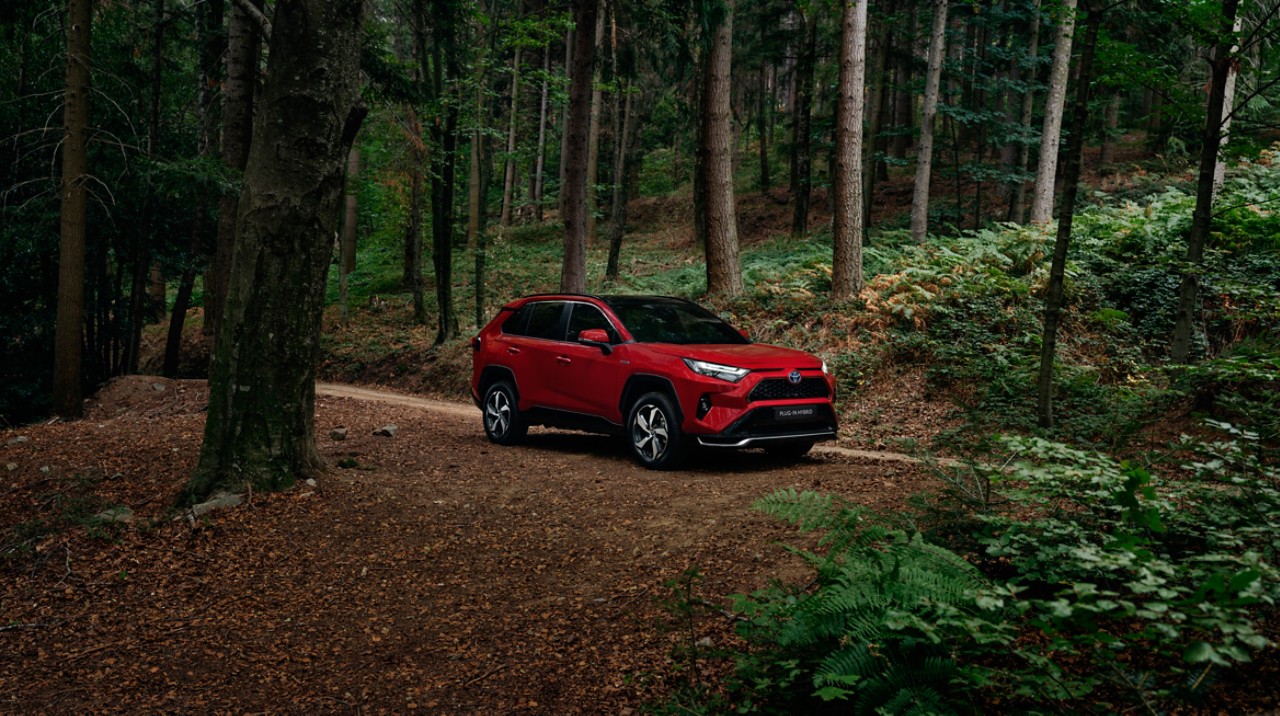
[[554, 302, 626, 420], [499, 300, 567, 409]]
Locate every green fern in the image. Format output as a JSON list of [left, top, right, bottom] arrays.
[[732, 490, 1013, 713]]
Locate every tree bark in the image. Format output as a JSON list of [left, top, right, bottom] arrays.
[[1171, 0, 1242, 363], [340, 147, 359, 325], [790, 12, 817, 237], [1029, 0, 1077, 224], [53, 0, 92, 419], [1009, 0, 1042, 223], [606, 84, 638, 280], [585, 8, 606, 244], [189, 0, 365, 501], [832, 0, 868, 300], [561, 0, 598, 293], [1036, 1, 1099, 428], [500, 45, 523, 226], [757, 60, 771, 193], [534, 44, 551, 222], [558, 25, 574, 218], [863, 14, 889, 229], [208, 0, 262, 340], [909, 0, 947, 244], [699, 0, 743, 296], [1212, 12, 1243, 198]]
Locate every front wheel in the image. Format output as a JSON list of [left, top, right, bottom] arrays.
[[626, 392, 687, 469], [483, 381, 527, 445]]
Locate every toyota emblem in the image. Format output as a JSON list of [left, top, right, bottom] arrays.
[[787, 370, 802, 384]]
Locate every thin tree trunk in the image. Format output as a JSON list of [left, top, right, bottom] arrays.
[[1212, 12, 1243, 198], [791, 13, 817, 237], [863, 13, 889, 230], [891, 7, 917, 160], [561, 0, 598, 293], [909, 0, 947, 244], [700, 0, 743, 296], [1029, 0, 1077, 224], [1171, 0, 1242, 363], [534, 44, 551, 222], [585, 8, 605, 244], [1037, 1, 1099, 428], [1099, 91, 1120, 166], [607, 84, 638, 280], [558, 25, 573, 217], [833, 0, 868, 300], [757, 61, 771, 193], [1010, 0, 1042, 223], [165, 0, 224, 378], [53, 0, 92, 418], [408, 157, 425, 324], [208, 0, 261, 339], [500, 45, 522, 226]]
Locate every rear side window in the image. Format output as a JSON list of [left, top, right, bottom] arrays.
[[500, 305, 532, 335], [523, 301, 567, 340], [566, 303, 618, 343]]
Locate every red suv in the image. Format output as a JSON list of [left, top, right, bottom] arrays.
[[470, 295, 837, 469]]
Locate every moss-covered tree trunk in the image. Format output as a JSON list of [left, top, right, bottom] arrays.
[[187, 0, 366, 502]]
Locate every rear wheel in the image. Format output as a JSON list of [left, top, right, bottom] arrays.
[[483, 381, 527, 445], [627, 392, 686, 469], [764, 441, 814, 461]]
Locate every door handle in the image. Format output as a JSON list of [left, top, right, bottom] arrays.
[[556, 356, 572, 365], [507, 347, 520, 355]]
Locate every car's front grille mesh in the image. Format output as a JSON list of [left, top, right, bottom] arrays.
[[748, 377, 829, 402]]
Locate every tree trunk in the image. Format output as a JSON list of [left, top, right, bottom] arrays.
[[607, 84, 638, 280], [208, 0, 262, 341], [1036, 1, 1099, 428], [909, 0, 947, 244], [833, 0, 868, 300], [164, 0, 224, 378], [863, 13, 889, 230], [189, 0, 365, 501], [1099, 91, 1120, 166], [890, 7, 917, 160], [558, 25, 573, 217], [1212, 12, 1242, 198], [534, 44, 551, 222], [343, 149, 359, 275], [585, 8, 606, 244], [790, 12, 817, 237], [1009, 0, 1042, 223], [699, 0, 743, 297], [500, 45, 522, 226], [53, 0, 92, 419], [757, 61, 771, 193], [561, 0, 598, 293], [1171, 0, 1242, 363], [1029, 0, 1077, 224], [407, 153, 425, 324]]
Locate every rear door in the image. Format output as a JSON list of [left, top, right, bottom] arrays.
[[499, 300, 567, 409]]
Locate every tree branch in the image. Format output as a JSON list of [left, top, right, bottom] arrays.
[[231, 0, 272, 43]]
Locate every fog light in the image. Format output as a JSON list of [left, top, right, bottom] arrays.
[[697, 394, 712, 419]]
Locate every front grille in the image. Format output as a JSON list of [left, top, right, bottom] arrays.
[[748, 377, 829, 402]]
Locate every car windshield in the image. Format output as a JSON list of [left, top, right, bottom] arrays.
[[603, 297, 749, 345]]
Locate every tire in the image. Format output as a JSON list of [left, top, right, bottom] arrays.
[[482, 381, 527, 445], [626, 392, 687, 469], [765, 441, 814, 461]]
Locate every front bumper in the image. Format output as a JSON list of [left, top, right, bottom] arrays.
[[694, 403, 838, 448]]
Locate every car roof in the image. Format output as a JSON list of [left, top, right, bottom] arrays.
[[508, 294, 695, 309]]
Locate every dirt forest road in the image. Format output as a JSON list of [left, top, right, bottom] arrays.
[[1, 379, 935, 714]]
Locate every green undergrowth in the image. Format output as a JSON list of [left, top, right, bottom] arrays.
[[651, 420, 1280, 714]]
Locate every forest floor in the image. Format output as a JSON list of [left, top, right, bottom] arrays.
[[0, 376, 939, 713]]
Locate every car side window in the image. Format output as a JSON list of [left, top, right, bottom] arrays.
[[523, 301, 567, 340], [500, 305, 532, 336], [567, 303, 617, 343]]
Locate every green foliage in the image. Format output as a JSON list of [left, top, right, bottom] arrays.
[[979, 430, 1279, 701], [722, 490, 1014, 714]]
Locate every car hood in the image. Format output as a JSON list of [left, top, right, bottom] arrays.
[[643, 343, 823, 371]]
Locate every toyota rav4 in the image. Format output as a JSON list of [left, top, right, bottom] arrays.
[[470, 294, 838, 469]]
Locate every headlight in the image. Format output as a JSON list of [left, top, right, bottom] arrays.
[[683, 358, 749, 383], [821, 360, 829, 375]]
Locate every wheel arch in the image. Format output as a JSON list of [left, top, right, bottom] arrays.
[[479, 366, 519, 401], [619, 374, 683, 424]]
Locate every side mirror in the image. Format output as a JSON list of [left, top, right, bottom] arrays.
[[577, 328, 613, 355], [739, 329, 751, 341]]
